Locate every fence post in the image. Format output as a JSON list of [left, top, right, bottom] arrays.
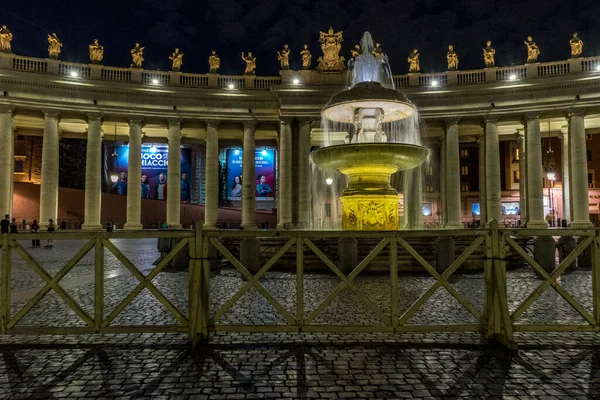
[[201, 224, 210, 338], [483, 226, 494, 338], [0, 235, 11, 334], [390, 234, 399, 331], [296, 234, 304, 332], [189, 221, 204, 346], [94, 234, 104, 332], [592, 230, 600, 326]]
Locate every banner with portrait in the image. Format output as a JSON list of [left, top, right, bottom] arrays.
[[226, 148, 276, 200], [103, 143, 192, 201]]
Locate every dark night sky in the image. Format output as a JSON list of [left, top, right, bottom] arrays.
[[1, 0, 599, 76]]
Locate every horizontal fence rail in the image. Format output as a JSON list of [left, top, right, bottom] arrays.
[[1, 221, 599, 349], [2, 52, 600, 90]]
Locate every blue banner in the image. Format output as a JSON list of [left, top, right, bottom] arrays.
[[226, 148, 276, 200], [104, 144, 192, 201]]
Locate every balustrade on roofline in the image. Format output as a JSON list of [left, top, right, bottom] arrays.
[[1, 52, 599, 90]]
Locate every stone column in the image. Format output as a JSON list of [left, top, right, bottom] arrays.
[[39, 111, 60, 229], [0, 108, 13, 217], [297, 119, 312, 229], [524, 114, 547, 228], [517, 130, 528, 225], [167, 121, 182, 229], [477, 134, 487, 225], [569, 112, 592, 228], [278, 119, 293, 229], [439, 136, 447, 226], [81, 114, 103, 230], [204, 120, 219, 229], [560, 126, 571, 224], [124, 119, 143, 230], [484, 117, 501, 224], [444, 118, 463, 229], [241, 121, 257, 229]]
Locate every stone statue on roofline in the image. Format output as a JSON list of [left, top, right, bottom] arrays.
[[446, 45, 458, 71], [47, 33, 62, 59], [524, 36, 540, 63], [407, 49, 420, 73], [0, 25, 13, 53], [89, 39, 104, 64], [277, 44, 290, 70], [170, 48, 183, 71], [483, 40, 496, 68], [300, 45, 312, 69], [316, 26, 345, 71], [570, 33, 583, 58], [241, 51, 256, 75], [130, 43, 145, 68], [208, 50, 220, 73]]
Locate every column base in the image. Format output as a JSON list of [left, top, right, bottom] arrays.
[[526, 221, 548, 229], [167, 224, 182, 229], [571, 220, 593, 229], [276, 222, 294, 230], [444, 222, 464, 229], [240, 223, 257, 230], [81, 224, 103, 231], [202, 224, 218, 231], [124, 223, 143, 231]]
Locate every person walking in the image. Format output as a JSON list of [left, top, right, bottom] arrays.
[[9, 218, 18, 233], [0, 214, 9, 234], [45, 218, 56, 248], [30, 219, 40, 248]]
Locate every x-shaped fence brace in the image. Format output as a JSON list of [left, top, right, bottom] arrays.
[[504, 234, 596, 325], [1, 235, 190, 332]]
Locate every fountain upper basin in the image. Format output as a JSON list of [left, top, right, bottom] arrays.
[[310, 143, 430, 174], [322, 81, 416, 123]]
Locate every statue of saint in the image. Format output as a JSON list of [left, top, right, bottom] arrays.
[[300, 45, 312, 69], [316, 26, 346, 71], [88, 39, 104, 64], [241, 51, 256, 75], [169, 48, 183, 71], [407, 49, 420, 73], [446, 45, 458, 71], [208, 50, 220, 74], [0, 25, 13, 53], [130, 43, 145, 68], [570, 33, 583, 58], [524, 36, 540, 63], [47, 33, 62, 59], [277, 44, 290, 70], [483, 40, 496, 68], [350, 44, 360, 59], [371, 43, 383, 60]]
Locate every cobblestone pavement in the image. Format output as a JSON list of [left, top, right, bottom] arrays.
[[0, 238, 598, 399]]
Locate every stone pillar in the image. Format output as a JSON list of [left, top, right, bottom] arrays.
[[484, 117, 501, 224], [241, 121, 257, 229], [277, 119, 293, 229], [517, 130, 528, 225], [444, 118, 463, 229], [204, 120, 219, 229], [524, 115, 547, 228], [167, 121, 182, 229], [560, 127, 570, 224], [124, 119, 143, 230], [439, 136, 447, 226], [477, 134, 487, 225], [569, 112, 592, 228], [0, 108, 13, 217], [297, 119, 312, 229], [81, 114, 103, 230], [39, 111, 60, 229]]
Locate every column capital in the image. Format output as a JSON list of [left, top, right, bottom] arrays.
[[279, 117, 293, 125], [523, 112, 541, 121], [559, 125, 569, 136], [482, 115, 498, 125], [42, 109, 60, 118], [443, 117, 460, 127], [168, 119, 182, 128], [87, 113, 103, 122], [0, 104, 14, 114], [243, 120, 257, 129], [567, 108, 586, 118], [205, 119, 220, 129], [129, 117, 144, 126], [298, 118, 313, 126]]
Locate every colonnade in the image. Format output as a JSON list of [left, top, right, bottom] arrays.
[[0, 108, 593, 230]]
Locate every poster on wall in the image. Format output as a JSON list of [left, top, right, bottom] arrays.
[[226, 148, 276, 200], [103, 144, 192, 201]]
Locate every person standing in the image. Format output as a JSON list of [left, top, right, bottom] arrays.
[[45, 218, 56, 248], [141, 174, 150, 199], [30, 219, 40, 248], [154, 173, 167, 200], [9, 218, 17, 233], [180, 172, 190, 202], [0, 214, 9, 234]]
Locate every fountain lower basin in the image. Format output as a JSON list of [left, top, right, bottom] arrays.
[[311, 143, 430, 230]]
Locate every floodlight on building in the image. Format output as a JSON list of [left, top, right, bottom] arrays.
[[325, 177, 333, 186], [261, 149, 267, 156], [152, 79, 159, 84], [292, 78, 300, 85], [228, 83, 235, 89], [596, 64, 600, 71], [509, 74, 517, 81], [69, 71, 78, 77], [430, 80, 438, 87]]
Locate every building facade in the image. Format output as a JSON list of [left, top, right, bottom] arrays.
[[1, 51, 600, 229]]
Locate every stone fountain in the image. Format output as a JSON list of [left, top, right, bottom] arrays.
[[311, 32, 430, 230]]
